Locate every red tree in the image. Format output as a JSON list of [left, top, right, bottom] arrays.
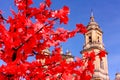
[[0, 0, 106, 80]]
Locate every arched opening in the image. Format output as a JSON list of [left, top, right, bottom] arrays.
[[89, 36, 92, 43], [98, 36, 100, 42], [100, 60, 104, 69]]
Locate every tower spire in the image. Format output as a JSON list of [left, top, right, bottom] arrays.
[[91, 9, 94, 17], [90, 9, 95, 22]]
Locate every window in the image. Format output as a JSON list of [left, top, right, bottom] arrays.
[[98, 36, 100, 42], [95, 79, 101, 80], [100, 60, 104, 69], [89, 36, 92, 43]]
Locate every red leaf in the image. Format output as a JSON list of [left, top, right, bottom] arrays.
[[60, 15, 69, 24], [53, 6, 69, 24], [14, 0, 26, 10], [14, 0, 33, 10], [75, 57, 83, 66], [76, 23, 87, 34], [89, 51, 95, 61], [62, 73, 73, 80], [39, 3, 46, 11], [28, 0, 33, 6], [98, 50, 106, 60], [62, 6, 69, 15], [59, 6, 69, 24], [87, 60, 94, 74], [45, 0, 52, 7], [68, 30, 77, 38]]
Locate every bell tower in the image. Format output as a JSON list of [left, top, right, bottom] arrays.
[[81, 11, 109, 80]]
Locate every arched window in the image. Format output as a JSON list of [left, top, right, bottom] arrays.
[[100, 60, 104, 69], [98, 36, 100, 42], [89, 36, 92, 43]]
